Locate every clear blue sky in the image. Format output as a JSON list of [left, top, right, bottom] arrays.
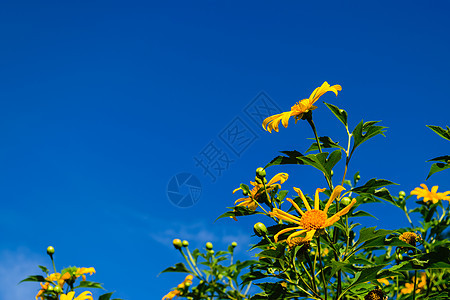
[[0, 1, 449, 299]]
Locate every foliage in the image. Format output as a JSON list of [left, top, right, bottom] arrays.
[[161, 82, 450, 300]]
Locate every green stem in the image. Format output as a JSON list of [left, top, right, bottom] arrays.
[[51, 256, 57, 274], [317, 237, 328, 300], [179, 249, 199, 277], [413, 270, 418, 300]]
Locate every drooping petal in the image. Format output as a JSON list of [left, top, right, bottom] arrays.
[[274, 227, 300, 243], [293, 187, 311, 211], [267, 173, 289, 186], [270, 208, 302, 224], [232, 187, 242, 194], [287, 229, 315, 243], [323, 198, 356, 227], [314, 188, 326, 210], [74, 291, 93, 300], [324, 185, 346, 213], [285, 198, 304, 216]]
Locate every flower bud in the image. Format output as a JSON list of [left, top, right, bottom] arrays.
[[205, 242, 213, 250], [256, 167, 266, 178], [209, 250, 214, 255], [53, 286, 62, 294], [341, 197, 351, 206], [254, 176, 262, 184], [46, 246, 55, 256], [185, 281, 191, 287], [47, 285, 54, 292], [218, 274, 223, 280], [399, 191, 406, 199], [173, 239, 182, 250], [396, 252, 403, 261], [330, 170, 334, 176], [242, 190, 248, 196], [182, 240, 189, 247], [231, 242, 237, 248], [253, 222, 268, 237]]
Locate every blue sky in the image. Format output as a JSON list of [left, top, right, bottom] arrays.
[[1, 1, 449, 299]]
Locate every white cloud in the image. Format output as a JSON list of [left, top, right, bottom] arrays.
[[0, 248, 43, 300]]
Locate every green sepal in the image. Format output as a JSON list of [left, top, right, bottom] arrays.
[[324, 102, 348, 127], [427, 124, 450, 141]]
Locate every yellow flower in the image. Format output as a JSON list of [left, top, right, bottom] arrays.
[[162, 275, 194, 300], [262, 81, 342, 133], [399, 232, 421, 248], [410, 184, 450, 204], [75, 267, 96, 281], [60, 291, 93, 300], [377, 278, 390, 286], [400, 272, 426, 294], [35, 282, 50, 300], [270, 185, 356, 244], [233, 173, 289, 211]]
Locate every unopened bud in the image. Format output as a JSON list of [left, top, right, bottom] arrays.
[[53, 286, 62, 294], [255, 176, 262, 184], [205, 242, 213, 250], [46, 246, 55, 256], [399, 191, 406, 199], [256, 167, 266, 178], [173, 239, 182, 250], [218, 274, 223, 280], [341, 197, 351, 206], [253, 222, 268, 237], [231, 242, 237, 248], [182, 240, 189, 247]]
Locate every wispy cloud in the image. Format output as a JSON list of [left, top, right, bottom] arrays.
[[0, 248, 43, 300]]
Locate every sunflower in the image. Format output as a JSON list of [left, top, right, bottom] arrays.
[[233, 173, 289, 211], [270, 185, 356, 243], [410, 184, 450, 204], [262, 81, 342, 133]]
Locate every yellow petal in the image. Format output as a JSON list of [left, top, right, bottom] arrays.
[[324, 185, 346, 213], [274, 227, 299, 243], [267, 173, 289, 186], [314, 188, 326, 210], [293, 187, 311, 211]]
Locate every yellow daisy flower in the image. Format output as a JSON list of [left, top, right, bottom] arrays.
[[262, 81, 342, 133], [74, 267, 96, 281], [60, 291, 93, 300], [400, 272, 426, 294], [270, 185, 356, 243], [233, 173, 289, 211], [410, 184, 450, 204]]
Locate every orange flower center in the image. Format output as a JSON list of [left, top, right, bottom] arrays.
[[365, 288, 385, 300], [399, 232, 419, 246], [299, 209, 327, 231]]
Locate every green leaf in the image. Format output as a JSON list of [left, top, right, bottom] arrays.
[[354, 227, 394, 247], [350, 210, 377, 219], [19, 275, 46, 283], [324, 102, 348, 127], [265, 151, 305, 168], [99, 292, 114, 300], [215, 206, 260, 221], [427, 125, 450, 141], [296, 150, 342, 182], [38, 265, 49, 274], [352, 120, 387, 149], [306, 136, 345, 153], [426, 161, 450, 180], [391, 246, 450, 271], [349, 265, 387, 289], [239, 183, 250, 195], [352, 178, 397, 194], [75, 281, 104, 289], [159, 263, 192, 275]]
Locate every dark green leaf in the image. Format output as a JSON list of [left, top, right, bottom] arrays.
[[38, 265, 49, 274], [352, 178, 397, 194], [306, 136, 345, 152], [426, 162, 450, 180], [19, 275, 46, 283], [352, 120, 387, 149], [350, 210, 377, 219], [265, 151, 305, 168], [159, 263, 192, 275], [296, 150, 342, 182], [354, 227, 394, 247], [99, 292, 114, 300], [75, 281, 104, 289], [324, 102, 348, 127], [427, 125, 450, 141]]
